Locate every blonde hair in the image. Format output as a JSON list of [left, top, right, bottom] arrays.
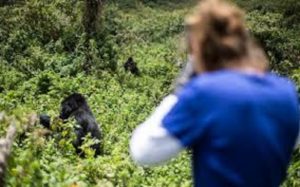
[[185, 0, 268, 71]]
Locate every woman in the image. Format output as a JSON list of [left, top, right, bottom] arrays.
[[130, 0, 300, 186]]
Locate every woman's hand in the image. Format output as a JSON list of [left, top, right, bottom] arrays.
[[174, 57, 196, 92]]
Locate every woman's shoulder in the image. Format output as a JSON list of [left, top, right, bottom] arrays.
[[178, 71, 231, 98], [191, 70, 296, 87], [187, 70, 241, 88], [183, 70, 298, 99]]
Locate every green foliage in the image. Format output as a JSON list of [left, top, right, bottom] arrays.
[[0, 0, 299, 186], [236, 0, 300, 76], [0, 69, 192, 186], [0, 1, 189, 186], [246, 11, 300, 76], [0, 0, 119, 77]]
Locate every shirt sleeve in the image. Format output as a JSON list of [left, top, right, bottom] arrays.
[[130, 81, 208, 166]]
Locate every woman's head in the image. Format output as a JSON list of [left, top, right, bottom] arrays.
[[185, 0, 268, 73]]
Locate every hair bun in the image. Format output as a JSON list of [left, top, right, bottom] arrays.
[[207, 0, 246, 39], [185, 0, 249, 71]]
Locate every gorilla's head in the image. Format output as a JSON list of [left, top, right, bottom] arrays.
[[59, 93, 87, 120], [39, 114, 51, 129]]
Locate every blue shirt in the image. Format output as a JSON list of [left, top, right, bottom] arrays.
[[163, 70, 300, 187]]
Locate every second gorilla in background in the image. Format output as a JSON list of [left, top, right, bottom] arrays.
[[60, 93, 102, 156], [124, 57, 140, 76]]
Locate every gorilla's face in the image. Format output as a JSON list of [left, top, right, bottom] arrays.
[[60, 100, 77, 120], [59, 93, 86, 120]]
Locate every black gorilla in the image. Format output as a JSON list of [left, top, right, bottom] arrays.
[[60, 93, 102, 156], [124, 57, 140, 76]]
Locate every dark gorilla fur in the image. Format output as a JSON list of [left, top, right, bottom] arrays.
[[60, 93, 102, 156], [124, 57, 140, 76], [39, 114, 51, 129]]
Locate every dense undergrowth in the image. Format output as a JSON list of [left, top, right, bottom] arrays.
[[0, 0, 299, 186]]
